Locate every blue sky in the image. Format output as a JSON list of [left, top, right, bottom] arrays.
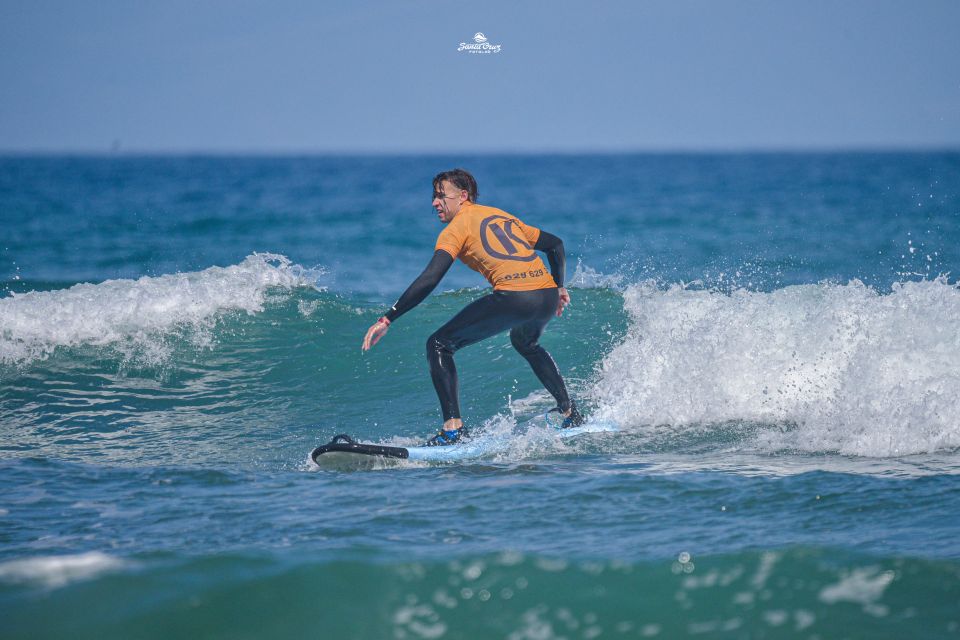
[[1, 0, 958, 152]]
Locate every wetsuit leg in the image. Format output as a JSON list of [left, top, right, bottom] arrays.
[[426, 288, 572, 421], [427, 293, 521, 421], [509, 291, 572, 414]]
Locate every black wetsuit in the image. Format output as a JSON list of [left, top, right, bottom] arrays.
[[384, 231, 572, 421]]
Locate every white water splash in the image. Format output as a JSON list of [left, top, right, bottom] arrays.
[[0, 552, 126, 589], [591, 278, 960, 457], [569, 261, 625, 290], [0, 253, 321, 367], [819, 567, 896, 617]]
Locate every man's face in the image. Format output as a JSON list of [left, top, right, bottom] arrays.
[[432, 180, 467, 223]]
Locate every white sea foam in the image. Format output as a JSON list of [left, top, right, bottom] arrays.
[[0, 551, 126, 589], [0, 253, 320, 367], [591, 278, 960, 457], [819, 567, 896, 617], [568, 261, 625, 290]]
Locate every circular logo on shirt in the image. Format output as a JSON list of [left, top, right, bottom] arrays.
[[479, 215, 538, 262]]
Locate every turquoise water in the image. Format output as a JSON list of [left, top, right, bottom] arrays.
[[2, 154, 959, 638]]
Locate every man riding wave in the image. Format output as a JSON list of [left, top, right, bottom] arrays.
[[362, 168, 583, 445]]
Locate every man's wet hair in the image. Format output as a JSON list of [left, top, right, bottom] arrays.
[[433, 169, 479, 202]]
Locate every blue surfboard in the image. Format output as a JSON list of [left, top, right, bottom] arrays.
[[311, 420, 619, 467]]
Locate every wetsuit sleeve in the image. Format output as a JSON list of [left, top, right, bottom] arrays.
[[534, 230, 565, 288], [383, 250, 455, 322]]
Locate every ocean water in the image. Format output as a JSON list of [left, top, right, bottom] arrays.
[[1, 153, 959, 638]]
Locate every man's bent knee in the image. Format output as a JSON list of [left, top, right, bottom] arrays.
[[427, 332, 455, 359], [510, 328, 539, 356]]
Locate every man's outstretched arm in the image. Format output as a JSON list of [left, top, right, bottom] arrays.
[[384, 250, 455, 322], [362, 250, 454, 350]]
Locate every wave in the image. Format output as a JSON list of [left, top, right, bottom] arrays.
[[4, 256, 959, 461], [0, 254, 321, 368], [592, 278, 960, 457]]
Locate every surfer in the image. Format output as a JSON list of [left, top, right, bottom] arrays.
[[361, 168, 584, 445]]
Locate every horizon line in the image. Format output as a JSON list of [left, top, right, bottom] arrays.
[[1, 144, 959, 157]]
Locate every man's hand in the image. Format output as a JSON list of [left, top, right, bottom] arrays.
[[362, 318, 390, 351], [556, 287, 571, 316]]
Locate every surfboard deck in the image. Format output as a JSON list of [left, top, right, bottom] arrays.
[[311, 421, 619, 467]]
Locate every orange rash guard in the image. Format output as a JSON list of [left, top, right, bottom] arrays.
[[434, 202, 557, 291]]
